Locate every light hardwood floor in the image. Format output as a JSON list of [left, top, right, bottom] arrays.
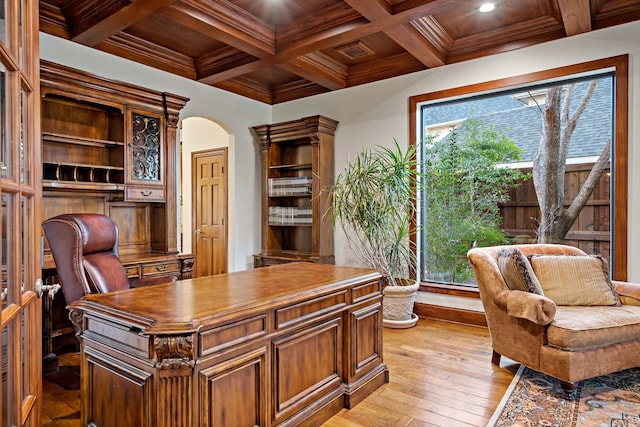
[[321, 319, 519, 427], [42, 318, 518, 426]]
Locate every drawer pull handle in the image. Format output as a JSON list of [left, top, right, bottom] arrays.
[[155, 265, 168, 272], [140, 190, 152, 196]]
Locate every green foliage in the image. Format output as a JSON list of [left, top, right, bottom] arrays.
[[423, 117, 529, 283], [328, 139, 421, 285]]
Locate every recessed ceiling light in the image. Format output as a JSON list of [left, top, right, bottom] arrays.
[[479, 3, 496, 13]]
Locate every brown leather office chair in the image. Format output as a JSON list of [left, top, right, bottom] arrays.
[[42, 213, 176, 306]]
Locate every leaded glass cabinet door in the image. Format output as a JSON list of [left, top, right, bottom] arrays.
[[125, 108, 166, 202], [1, 0, 42, 426]]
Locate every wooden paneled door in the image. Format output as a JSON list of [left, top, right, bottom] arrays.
[[1, 0, 42, 425], [192, 149, 227, 277]]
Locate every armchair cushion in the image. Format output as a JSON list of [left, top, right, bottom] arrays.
[[496, 248, 544, 294], [529, 254, 621, 306], [548, 306, 640, 351]]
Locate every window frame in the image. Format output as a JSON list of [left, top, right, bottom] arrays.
[[409, 55, 629, 295]]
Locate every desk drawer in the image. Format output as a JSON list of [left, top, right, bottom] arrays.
[[200, 315, 267, 356], [141, 261, 181, 277], [125, 186, 165, 202], [124, 265, 140, 278], [276, 292, 347, 328], [84, 316, 150, 358]]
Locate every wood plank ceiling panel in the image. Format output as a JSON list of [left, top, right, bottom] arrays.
[[39, 0, 640, 104]]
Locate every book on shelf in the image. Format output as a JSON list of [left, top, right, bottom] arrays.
[[268, 177, 312, 196], [268, 206, 313, 225]]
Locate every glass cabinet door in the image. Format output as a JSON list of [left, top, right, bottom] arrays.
[[126, 108, 165, 187], [124, 108, 166, 203]]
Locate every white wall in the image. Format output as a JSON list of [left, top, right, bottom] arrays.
[[273, 20, 640, 284], [41, 33, 269, 272]]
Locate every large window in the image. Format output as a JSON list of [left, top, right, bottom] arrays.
[[409, 56, 629, 288]]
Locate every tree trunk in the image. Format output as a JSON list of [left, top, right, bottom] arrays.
[[533, 81, 606, 243]]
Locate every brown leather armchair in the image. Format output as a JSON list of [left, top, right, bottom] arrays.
[[468, 244, 640, 392], [42, 213, 176, 306]]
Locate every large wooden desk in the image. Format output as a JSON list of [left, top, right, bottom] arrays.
[[68, 263, 388, 427]]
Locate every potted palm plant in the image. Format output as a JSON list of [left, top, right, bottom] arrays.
[[327, 139, 421, 328]]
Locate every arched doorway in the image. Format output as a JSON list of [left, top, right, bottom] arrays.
[[181, 117, 235, 276]]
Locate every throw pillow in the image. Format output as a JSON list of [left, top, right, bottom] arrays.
[[528, 254, 621, 306], [496, 248, 544, 295]]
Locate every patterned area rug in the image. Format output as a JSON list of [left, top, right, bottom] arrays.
[[489, 365, 640, 426]]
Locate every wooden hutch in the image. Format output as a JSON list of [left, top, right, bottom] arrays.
[[252, 115, 337, 267], [40, 60, 194, 365]]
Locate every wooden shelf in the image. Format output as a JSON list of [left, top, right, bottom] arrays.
[[43, 161, 124, 171], [43, 162, 125, 185], [42, 132, 124, 147], [42, 180, 124, 191], [267, 223, 313, 227], [269, 163, 312, 170]]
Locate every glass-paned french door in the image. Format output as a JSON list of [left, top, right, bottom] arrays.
[[0, 0, 41, 425]]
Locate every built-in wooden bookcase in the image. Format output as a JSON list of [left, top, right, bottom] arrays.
[[40, 60, 193, 365], [40, 60, 188, 259], [252, 115, 337, 267]]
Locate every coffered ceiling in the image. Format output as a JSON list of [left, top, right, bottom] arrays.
[[39, 0, 640, 104]]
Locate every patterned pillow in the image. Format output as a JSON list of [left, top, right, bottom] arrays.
[[496, 248, 544, 295], [528, 254, 621, 306]]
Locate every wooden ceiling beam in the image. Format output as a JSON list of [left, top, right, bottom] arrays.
[[196, 18, 362, 85], [162, 0, 275, 57], [196, 47, 257, 77], [384, 23, 445, 67], [344, 0, 445, 67], [197, 0, 455, 85], [557, 0, 592, 36], [39, 2, 69, 38], [278, 52, 348, 90], [271, 80, 329, 105], [214, 76, 273, 104], [97, 32, 196, 79], [71, 0, 178, 46]]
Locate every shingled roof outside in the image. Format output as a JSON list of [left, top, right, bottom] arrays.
[[421, 77, 613, 163]]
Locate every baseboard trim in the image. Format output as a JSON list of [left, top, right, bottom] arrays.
[[414, 301, 488, 327]]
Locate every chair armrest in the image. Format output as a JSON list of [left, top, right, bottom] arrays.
[[495, 289, 556, 325], [612, 280, 640, 306], [130, 276, 178, 288]]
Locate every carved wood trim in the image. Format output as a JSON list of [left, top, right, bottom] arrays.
[[68, 308, 84, 339], [154, 335, 196, 370]]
